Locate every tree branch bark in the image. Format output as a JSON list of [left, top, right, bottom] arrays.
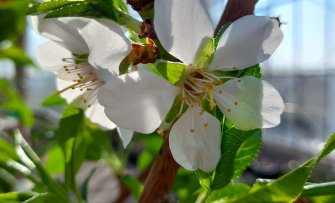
[[138, 131, 179, 203]]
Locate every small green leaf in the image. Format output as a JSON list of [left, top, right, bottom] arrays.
[[214, 23, 231, 48], [121, 175, 144, 200], [0, 45, 34, 66], [27, 1, 82, 15], [45, 2, 97, 18], [237, 64, 262, 79], [232, 131, 262, 181], [212, 119, 261, 190], [56, 105, 87, 194], [137, 151, 154, 172], [195, 170, 212, 191], [206, 184, 250, 203], [310, 195, 335, 203], [0, 79, 34, 128], [153, 62, 187, 85], [44, 146, 65, 175], [41, 92, 66, 107], [0, 138, 19, 161], [226, 131, 335, 203]]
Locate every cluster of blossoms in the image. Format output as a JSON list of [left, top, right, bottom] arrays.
[[33, 0, 284, 172]]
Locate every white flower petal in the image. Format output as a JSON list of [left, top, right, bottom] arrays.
[[154, 0, 214, 64], [202, 0, 226, 29], [116, 127, 134, 148], [31, 15, 88, 54], [85, 103, 116, 130], [56, 79, 83, 104], [80, 19, 131, 81], [36, 41, 72, 72], [169, 108, 221, 172], [98, 70, 179, 134], [214, 76, 284, 130], [209, 15, 283, 71], [59, 17, 91, 30]]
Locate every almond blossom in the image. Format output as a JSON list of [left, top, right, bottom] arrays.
[[98, 0, 284, 171], [32, 16, 133, 147]]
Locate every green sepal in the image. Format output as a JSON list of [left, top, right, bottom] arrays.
[[152, 62, 187, 85], [194, 37, 215, 69]]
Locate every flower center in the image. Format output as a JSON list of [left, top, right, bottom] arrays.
[[181, 68, 221, 111], [59, 56, 104, 108]]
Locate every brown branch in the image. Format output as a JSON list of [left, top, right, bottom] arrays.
[[138, 131, 179, 203], [214, 0, 258, 36]]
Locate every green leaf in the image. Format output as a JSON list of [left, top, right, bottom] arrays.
[[195, 170, 212, 190], [0, 192, 36, 203], [27, 0, 117, 20], [27, 1, 83, 15], [173, 169, 201, 203], [0, 0, 30, 42], [44, 146, 65, 175], [13, 130, 70, 203], [0, 138, 18, 161], [301, 181, 335, 197], [23, 193, 58, 203], [214, 23, 231, 49], [45, 2, 98, 18], [232, 131, 262, 181], [153, 62, 187, 85], [112, 0, 128, 12], [0, 79, 34, 128], [84, 127, 112, 161], [237, 64, 262, 79], [194, 38, 214, 69], [0, 45, 34, 66], [212, 119, 261, 190], [41, 92, 66, 107], [206, 184, 250, 203], [310, 195, 335, 203], [226, 131, 335, 203], [136, 133, 163, 172], [137, 151, 154, 172], [56, 105, 87, 195], [121, 175, 144, 200]]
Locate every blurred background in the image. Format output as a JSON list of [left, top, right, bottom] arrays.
[[1, 0, 335, 201]]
